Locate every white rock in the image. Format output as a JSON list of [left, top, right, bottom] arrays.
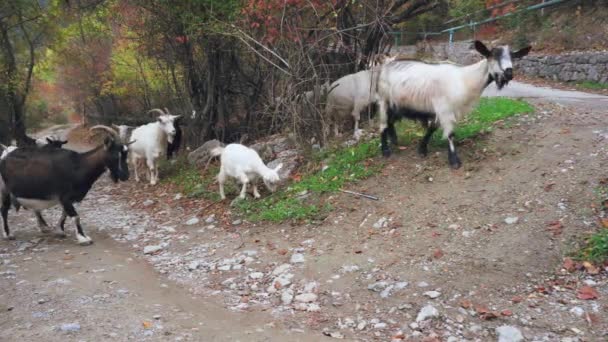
[[295, 293, 318, 303], [368, 281, 389, 292], [423, 291, 441, 299], [187, 261, 200, 271], [340, 265, 360, 273], [249, 272, 264, 279], [409, 322, 419, 330], [304, 282, 318, 293], [272, 264, 291, 275], [290, 253, 305, 263], [205, 215, 216, 224], [373, 217, 388, 229], [496, 325, 524, 342], [185, 218, 199, 226], [417, 281, 429, 288], [174, 193, 183, 200], [60, 323, 81, 332], [373, 322, 387, 329], [394, 282, 408, 290], [143, 245, 163, 255], [569, 306, 585, 317], [218, 265, 231, 271], [143, 199, 154, 206], [416, 305, 439, 322], [357, 320, 367, 331], [380, 285, 395, 298], [281, 289, 294, 305], [504, 216, 519, 225]]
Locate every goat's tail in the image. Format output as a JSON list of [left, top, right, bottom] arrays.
[[210, 146, 225, 157]]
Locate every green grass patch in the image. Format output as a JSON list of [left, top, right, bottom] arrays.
[[395, 97, 534, 146], [575, 81, 608, 90], [159, 157, 222, 201], [578, 183, 608, 264]]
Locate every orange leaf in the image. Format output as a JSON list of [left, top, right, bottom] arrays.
[[577, 286, 599, 300], [277, 248, 288, 255], [583, 261, 600, 275], [501, 309, 513, 316], [142, 321, 152, 329], [432, 248, 444, 259], [601, 218, 608, 229], [563, 258, 576, 272], [460, 300, 473, 309], [511, 296, 523, 303]]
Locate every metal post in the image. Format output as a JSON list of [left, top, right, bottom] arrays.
[[449, 29, 454, 46]]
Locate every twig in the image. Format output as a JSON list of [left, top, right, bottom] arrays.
[[340, 189, 379, 201]]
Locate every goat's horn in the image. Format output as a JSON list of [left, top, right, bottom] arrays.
[[126, 140, 136, 146], [148, 108, 166, 117], [90, 125, 119, 137], [164, 107, 171, 115]]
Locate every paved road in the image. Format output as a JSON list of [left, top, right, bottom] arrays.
[[483, 80, 608, 111]]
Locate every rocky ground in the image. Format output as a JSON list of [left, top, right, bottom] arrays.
[[1, 84, 608, 341]]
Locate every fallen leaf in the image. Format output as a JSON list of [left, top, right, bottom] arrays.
[[586, 312, 600, 325], [432, 248, 444, 259], [62, 255, 74, 261], [277, 248, 288, 255], [398, 146, 407, 150], [290, 173, 302, 182], [501, 309, 513, 316], [601, 218, 608, 229], [460, 299, 473, 309], [563, 258, 576, 272], [480, 311, 498, 320], [431, 231, 441, 237], [583, 261, 600, 275], [511, 296, 523, 303], [142, 321, 152, 329], [545, 221, 563, 236], [544, 183, 556, 191], [577, 286, 599, 300], [354, 250, 363, 254]]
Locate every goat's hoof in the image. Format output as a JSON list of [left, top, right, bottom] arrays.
[[382, 149, 392, 158], [76, 235, 93, 246], [417, 147, 428, 157], [449, 160, 462, 169], [5, 235, 15, 240]]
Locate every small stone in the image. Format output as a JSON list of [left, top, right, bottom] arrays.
[[423, 291, 441, 299], [37, 299, 47, 304], [188, 261, 200, 271], [281, 289, 294, 305], [249, 272, 264, 279], [357, 321, 367, 331], [380, 285, 395, 298], [272, 264, 292, 275], [143, 245, 163, 255], [218, 265, 231, 271], [185, 218, 199, 226], [60, 323, 81, 332], [417, 281, 429, 288], [205, 215, 216, 224], [416, 305, 439, 322], [496, 325, 524, 342], [368, 281, 389, 292], [569, 306, 584, 317], [153, 315, 162, 320], [504, 217, 519, 225], [409, 322, 419, 330], [394, 282, 408, 290], [232, 219, 242, 226], [290, 253, 305, 264], [373, 217, 388, 229], [295, 293, 318, 303], [174, 193, 183, 200], [373, 322, 387, 329], [143, 199, 154, 206], [340, 265, 360, 273]]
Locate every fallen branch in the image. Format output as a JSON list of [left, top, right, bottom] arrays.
[[340, 189, 379, 201]]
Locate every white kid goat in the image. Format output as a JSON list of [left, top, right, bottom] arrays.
[[210, 144, 282, 200]]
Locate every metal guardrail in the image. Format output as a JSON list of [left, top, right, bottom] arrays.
[[389, 0, 573, 45]]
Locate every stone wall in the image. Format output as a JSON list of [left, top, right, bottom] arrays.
[[517, 52, 608, 83], [392, 42, 608, 84]]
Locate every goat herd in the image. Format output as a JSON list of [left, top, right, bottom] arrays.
[[0, 41, 531, 246]]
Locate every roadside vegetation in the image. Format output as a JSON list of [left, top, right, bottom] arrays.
[[162, 97, 534, 223]]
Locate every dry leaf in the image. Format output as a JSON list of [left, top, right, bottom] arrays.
[[480, 311, 498, 320], [142, 321, 152, 329], [545, 221, 563, 236], [511, 296, 523, 303], [563, 258, 576, 272], [277, 248, 288, 255], [601, 218, 608, 229], [583, 261, 600, 275], [577, 286, 599, 300], [460, 299, 473, 309], [501, 309, 513, 316], [432, 248, 444, 259]]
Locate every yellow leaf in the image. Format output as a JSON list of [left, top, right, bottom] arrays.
[[142, 321, 152, 329]]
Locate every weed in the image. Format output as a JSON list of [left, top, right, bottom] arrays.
[[575, 81, 608, 90], [577, 183, 608, 263]]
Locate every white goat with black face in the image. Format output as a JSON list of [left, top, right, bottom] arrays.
[[210, 144, 282, 200], [128, 108, 181, 185], [376, 40, 531, 168]]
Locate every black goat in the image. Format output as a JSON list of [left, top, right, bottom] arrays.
[[0, 137, 132, 245], [166, 117, 182, 159]]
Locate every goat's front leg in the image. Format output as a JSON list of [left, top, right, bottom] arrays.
[[146, 157, 158, 185], [61, 201, 92, 245], [1, 193, 13, 240], [55, 210, 67, 238], [438, 112, 461, 169], [132, 155, 140, 182], [238, 173, 249, 200], [217, 168, 227, 200], [35, 211, 50, 233], [252, 183, 261, 199]]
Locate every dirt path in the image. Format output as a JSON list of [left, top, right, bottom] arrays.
[[2, 82, 608, 341]]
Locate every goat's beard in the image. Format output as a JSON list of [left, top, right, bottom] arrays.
[[493, 73, 510, 90]]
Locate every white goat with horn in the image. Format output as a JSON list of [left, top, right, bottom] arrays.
[[376, 40, 531, 168]]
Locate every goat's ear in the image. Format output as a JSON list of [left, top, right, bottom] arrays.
[[103, 137, 113, 149], [474, 40, 491, 57], [273, 163, 283, 173], [511, 46, 531, 59], [60, 140, 68, 144], [157, 116, 164, 123], [46, 137, 53, 143]]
